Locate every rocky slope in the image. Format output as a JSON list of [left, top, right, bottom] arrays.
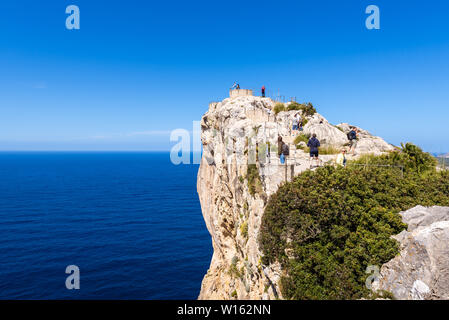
[[197, 95, 394, 300], [372, 206, 449, 300]]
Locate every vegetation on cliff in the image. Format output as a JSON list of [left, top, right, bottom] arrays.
[[247, 164, 264, 197], [287, 102, 316, 116], [259, 144, 449, 299], [273, 102, 317, 116]]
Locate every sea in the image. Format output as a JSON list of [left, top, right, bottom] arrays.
[[0, 152, 212, 299]]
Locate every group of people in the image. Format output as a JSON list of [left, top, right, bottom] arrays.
[[230, 82, 241, 90], [277, 127, 359, 169], [229, 82, 359, 169], [291, 113, 304, 136]]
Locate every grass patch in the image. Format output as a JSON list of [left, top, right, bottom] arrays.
[[240, 220, 248, 239], [319, 146, 340, 155], [295, 145, 340, 154], [293, 133, 311, 145], [229, 256, 242, 278], [274, 103, 286, 114], [287, 102, 316, 116], [247, 164, 264, 197]]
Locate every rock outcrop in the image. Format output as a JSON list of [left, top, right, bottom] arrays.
[[372, 206, 449, 300], [197, 95, 395, 300]]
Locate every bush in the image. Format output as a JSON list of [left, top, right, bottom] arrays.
[[259, 146, 449, 299], [301, 102, 317, 117], [240, 220, 248, 239], [287, 102, 302, 111], [274, 103, 286, 114], [247, 164, 264, 197], [293, 133, 311, 145], [287, 102, 317, 117], [353, 143, 437, 175], [319, 146, 340, 155]]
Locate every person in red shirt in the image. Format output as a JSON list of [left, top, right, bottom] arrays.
[[261, 85, 266, 97]]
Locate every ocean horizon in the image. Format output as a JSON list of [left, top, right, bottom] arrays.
[[0, 152, 212, 299]]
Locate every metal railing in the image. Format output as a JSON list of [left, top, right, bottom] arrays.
[[346, 163, 405, 177], [248, 87, 297, 103]]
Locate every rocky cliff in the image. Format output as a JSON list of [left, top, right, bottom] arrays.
[[372, 206, 449, 300], [197, 95, 394, 300]]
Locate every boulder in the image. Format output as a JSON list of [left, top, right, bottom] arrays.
[[372, 206, 449, 300]]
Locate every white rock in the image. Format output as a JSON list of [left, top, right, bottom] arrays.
[[372, 206, 449, 300], [411, 280, 430, 300]]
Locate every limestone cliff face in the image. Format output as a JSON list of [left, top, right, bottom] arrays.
[[373, 206, 449, 300], [197, 95, 394, 300]]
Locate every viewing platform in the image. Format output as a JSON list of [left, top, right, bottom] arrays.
[[229, 89, 253, 99]]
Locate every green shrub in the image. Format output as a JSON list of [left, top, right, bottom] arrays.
[[301, 102, 317, 117], [293, 133, 310, 145], [259, 145, 449, 300], [287, 102, 316, 117], [287, 102, 302, 111], [319, 146, 340, 155], [247, 164, 264, 197], [229, 256, 242, 278], [302, 118, 309, 126], [353, 143, 437, 175], [274, 103, 286, 114], [240, 220, 248, 239]]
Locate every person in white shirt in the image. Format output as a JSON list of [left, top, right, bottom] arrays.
[[336, 149, 347, 167], [291, 113, 301, 136]]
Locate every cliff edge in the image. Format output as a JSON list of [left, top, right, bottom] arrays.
[[197, 95, 393, 299]]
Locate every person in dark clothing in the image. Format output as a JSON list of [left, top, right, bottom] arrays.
[[299, 119, 304, 131], [348, 127, 358, 155], [307, 133, 321, 168], [278, 136, 289, 164], [261, 85, 266, 97]]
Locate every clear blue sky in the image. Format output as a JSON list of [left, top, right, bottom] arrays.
[[0, 0, 448, 152]]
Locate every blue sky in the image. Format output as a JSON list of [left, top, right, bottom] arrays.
[[0, 0, 448, 152]]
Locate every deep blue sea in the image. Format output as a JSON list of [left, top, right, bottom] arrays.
[[0, 152, 212, 299]]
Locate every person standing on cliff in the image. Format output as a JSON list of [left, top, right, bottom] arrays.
[[348, 127, 358, 155], [261, 85, 266, 97], [307, 133, 321, 168], [292, 113, 301, 136], [336, 148, 347, 167], [278, 136, 289, 164]]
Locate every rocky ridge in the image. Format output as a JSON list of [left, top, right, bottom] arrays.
[[197, 95, 394, 299]]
